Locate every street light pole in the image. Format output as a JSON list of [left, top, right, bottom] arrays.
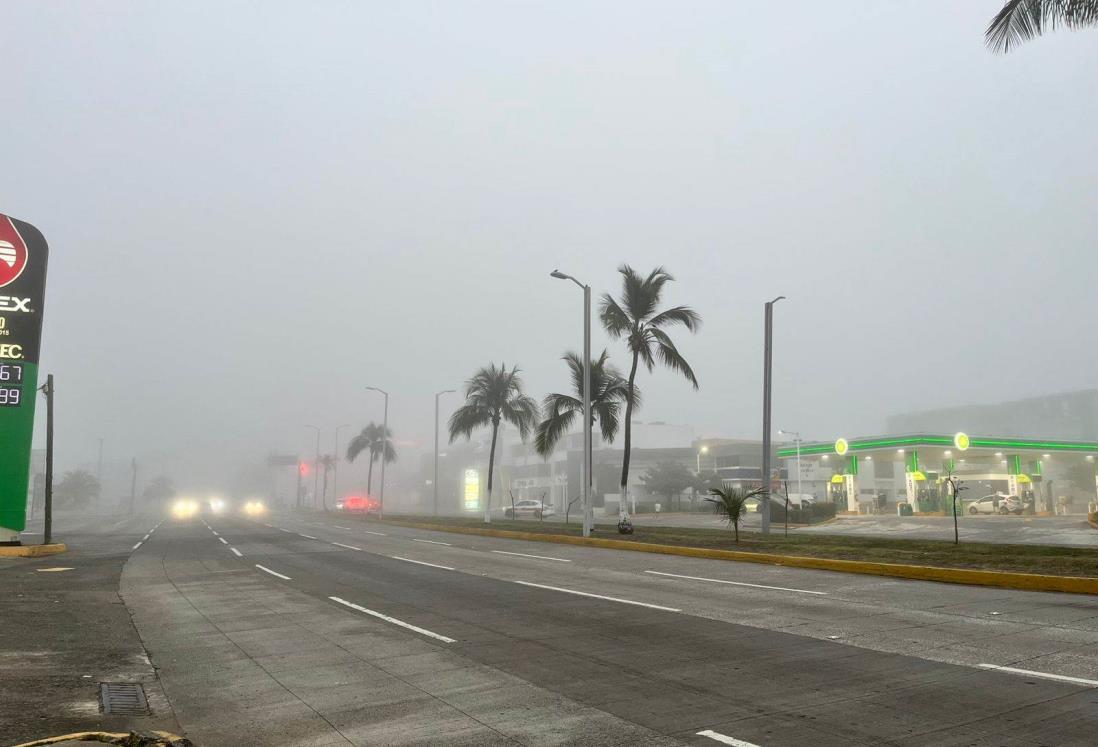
[[435, 389, 456, 516], [366, 387, 389, 519], [779, 429, 802, 498], [761, 295, 786, 536], [550, 270, 592, 538], [96, 437, 104, 508], [334, 424, 350, 510], [304, 425, 320, 510]]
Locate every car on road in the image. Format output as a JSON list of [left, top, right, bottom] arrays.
[[968, 494, 1022, 515], [339, 495, 379, 514], [504, 499, 555, 519]]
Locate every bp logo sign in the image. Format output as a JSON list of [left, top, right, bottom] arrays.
[[0, 214, 48, 538]]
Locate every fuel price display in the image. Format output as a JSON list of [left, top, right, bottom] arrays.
[[0, 362, 24, 407]]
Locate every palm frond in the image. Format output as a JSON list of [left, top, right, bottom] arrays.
[[599, 294, 632, 338], [535, 398, 580, 457], [648, 305, 702, 332], [987, 0, 1098, 52], [650, 328, 699, 389], [448, 403, 491, 442]]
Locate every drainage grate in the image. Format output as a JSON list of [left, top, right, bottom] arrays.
[[100, 682, 149, 715]]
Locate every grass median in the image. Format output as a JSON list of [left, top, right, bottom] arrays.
[[355, 514, 1098, 578]]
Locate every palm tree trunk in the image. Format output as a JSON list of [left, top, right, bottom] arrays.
[[618, 352, 640, 520], [485, 418, 500, 524], [367, 455, 375, 497]]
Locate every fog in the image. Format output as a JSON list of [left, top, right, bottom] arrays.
[[2, 2, 1096, 499]]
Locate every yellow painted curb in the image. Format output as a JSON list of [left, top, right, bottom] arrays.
[[375, 519, 1098, 595], [12, 730, 187, 746], [0, 543, 66, 557]]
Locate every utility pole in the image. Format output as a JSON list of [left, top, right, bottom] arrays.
[[435, 389, 455, 516], [550, 270, 592, 538], [334, 424, 350, 509], [129, 457, 137, 515], [96, 437, 103, 508], [40, 375, 54, 545], [761, 295, 785, 536], [304, 425, 320, 510]]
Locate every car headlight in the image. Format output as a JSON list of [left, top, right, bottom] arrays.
[[209, 498, 226, 514], [171, 498, 199, 519]]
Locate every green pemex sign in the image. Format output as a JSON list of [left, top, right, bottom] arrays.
[[0, 214, 48, 539]]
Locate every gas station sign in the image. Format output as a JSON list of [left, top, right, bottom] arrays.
[[0, 214, 48, 538]]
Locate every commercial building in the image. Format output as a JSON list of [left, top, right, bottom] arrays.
[[779, 433, 1098, 514]]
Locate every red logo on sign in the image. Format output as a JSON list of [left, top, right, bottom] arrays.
[[0, 217, 29, 288]]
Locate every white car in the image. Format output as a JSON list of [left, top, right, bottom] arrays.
[[968, 494, 1022, 515], [504, 499, 555, 519]]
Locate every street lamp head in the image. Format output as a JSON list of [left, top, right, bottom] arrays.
[[550, 270, 569, 280]]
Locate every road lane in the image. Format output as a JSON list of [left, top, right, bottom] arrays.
[[195, 516, 1098, 745], [261, 512, 1098, 683]]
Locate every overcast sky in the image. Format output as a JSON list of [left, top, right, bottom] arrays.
[[2, 1, 1096, 491]]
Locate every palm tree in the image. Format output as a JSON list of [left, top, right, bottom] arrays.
[[986, 1, 1098, 52], [535, 349, 635, 458], [346, 422, 396, 498], [706, 487, 764, 543], [600, 265, 700, 522], [449, 363, 539, 524]]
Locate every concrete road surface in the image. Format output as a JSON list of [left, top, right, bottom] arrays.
[[5, 509, 1098, 746]]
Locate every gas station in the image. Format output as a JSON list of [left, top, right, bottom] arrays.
[[779, 433, 1098, 515]]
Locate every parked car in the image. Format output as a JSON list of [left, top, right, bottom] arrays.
[[504, 499, 554, 519], [339, 495, 379, 514], [968, 494, 1022, 515]]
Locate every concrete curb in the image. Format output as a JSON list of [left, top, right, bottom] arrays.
[[376, 519, 1098, 595], [0, 542, 66, 557]]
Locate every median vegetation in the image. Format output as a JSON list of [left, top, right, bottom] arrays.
[[359, 513, 1098, 578]]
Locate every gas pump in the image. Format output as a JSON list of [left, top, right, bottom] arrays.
[[828, 474, 846, 508]]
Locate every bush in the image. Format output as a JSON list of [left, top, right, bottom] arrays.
[[1088, 511, 1098, 525], [773, 500, 837, 525]]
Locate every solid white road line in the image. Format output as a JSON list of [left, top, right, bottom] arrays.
[[978, 664, 1098, 687], [331, 542, 363, 551], [390, 556, 455, 571], [513, 581, 681, 612], [132, 542, 142, 550], [298, 534, 317, 540], [364, 530, 387, 536], [696, 729, 762, 747], [218, 537, 228, 545], [329, 596, 455, 643], [492, 550, 571, 563], [230, 547, 243, 557], [255, 564, 291, 580], [644, 570, 826, 596], [412, 538, 452, 546]]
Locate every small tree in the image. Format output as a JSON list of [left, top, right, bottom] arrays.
[[942, 469, 967, 545], [639, 461, 696, 511], [706, 486, 764, 542], [142, 476, 176, 504], [54, 470, 100, 509]]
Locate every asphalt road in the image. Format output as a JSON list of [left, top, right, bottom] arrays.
[[6, 509, 1098, 746]]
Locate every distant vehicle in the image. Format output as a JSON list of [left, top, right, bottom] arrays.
[[968, 494, 1022, 515], [242, 499, 267, 517], [504, 499, 554, 519], [784, 493, 816, 508], [170, 498, 200, 520], [339, 495, 379, 514]]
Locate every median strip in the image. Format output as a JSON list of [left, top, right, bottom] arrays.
[[390, 556, 454, 571], [978, 663, 1098, 687], [329, 596, 455, 643], [644, 570, 826, 595], [255, 564, 291, 580], [512, 580, 681, 612]]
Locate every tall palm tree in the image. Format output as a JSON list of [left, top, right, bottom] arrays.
[[534, 349, 636, 458], [449, 363, 539, 524], [986, 0, 1098, 52], [600, 265, 700, 522], [346, 422, 396, 498]]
